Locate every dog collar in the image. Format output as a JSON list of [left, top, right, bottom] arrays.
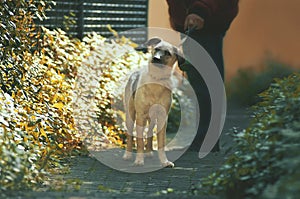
[[149, 73, 171, 81]]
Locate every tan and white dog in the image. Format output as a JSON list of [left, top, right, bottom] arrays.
[[122, 38, 183, 168]]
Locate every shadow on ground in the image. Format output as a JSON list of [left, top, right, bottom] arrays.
[[9, 105, 250, 199]]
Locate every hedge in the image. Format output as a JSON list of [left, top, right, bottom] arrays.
[[200, 73, 300, 198], [1, 0, 147, 193]]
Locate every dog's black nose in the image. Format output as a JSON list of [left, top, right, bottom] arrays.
[[151, 52, 163, 65], [152, 56, 161, 63], [153, 50, 163, 60]]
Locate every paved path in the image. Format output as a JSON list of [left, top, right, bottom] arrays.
[[9, 105, 249, 199]]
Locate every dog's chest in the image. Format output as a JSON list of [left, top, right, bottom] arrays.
[[135, 83, 172, 106], [140, 70, 177, 91]]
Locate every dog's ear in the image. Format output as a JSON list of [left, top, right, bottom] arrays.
[[173, 47, 185, 65], [135, 37, 162, 53], [177, 54, 186, 66], [145, 37, 162, 47]]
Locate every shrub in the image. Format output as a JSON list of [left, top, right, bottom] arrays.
[[0, 90, 45, 192], [201, 73, 300, 198], [227, 59, 295, 106], [1, 26, 84, 193], [167, 94, 182, 133], [1, 24, 147, 192], [72, 31, 148, 148], [0, 0, 53, 94], [0, 0, 83, 193], [0, 1, 188, 192], [167, 90, 195, 134]]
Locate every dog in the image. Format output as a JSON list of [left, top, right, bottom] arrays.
[[122, 37, 184, 168]]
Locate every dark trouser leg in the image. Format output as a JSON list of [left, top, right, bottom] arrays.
[[185, 33, 225, 152], [187, 67, 211, 151]]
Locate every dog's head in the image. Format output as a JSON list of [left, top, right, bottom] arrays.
[[145, 37, 184, 68]]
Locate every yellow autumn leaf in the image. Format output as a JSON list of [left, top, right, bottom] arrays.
[[32, 131, 39, 139], [39, 124, 48, 140], [23, 123, 28, 131], [51, 94, 59, 103], [107, 24, 118, 37], [52, 102, 64, 110], [58, 143, 63, 148], [129, 42, 138, 48]]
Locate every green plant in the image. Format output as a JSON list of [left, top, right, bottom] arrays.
[[227, 59, 295, 106], [167, 94, 182, 133], [0, 26, 85, 194], [201, 73, 300, 198], [0, 0, 53, 94], [0, 0, 83, 194], [63, 12, 76, 32], [0, 90, 45, 192], [1, 1, 150, 194], [262, 126, 300, 199]]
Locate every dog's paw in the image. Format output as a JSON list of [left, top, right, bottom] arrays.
[[133, 159, 144, 166], [122, 151, 133, 161], [144, 151, 154, 158], [133, 154, 144, 166], [162, 161, 175, 168]]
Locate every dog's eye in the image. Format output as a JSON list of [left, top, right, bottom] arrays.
[[164, 51, 171, 56]]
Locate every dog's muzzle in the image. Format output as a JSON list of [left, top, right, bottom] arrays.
[[151, 49, 170, 66]]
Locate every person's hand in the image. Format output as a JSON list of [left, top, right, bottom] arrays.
[[184, 14, 204, 31]]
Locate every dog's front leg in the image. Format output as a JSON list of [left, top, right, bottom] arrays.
[[157, 122, 174, 168], [145, 119, 155, 158], [134, 118, 146, 166]]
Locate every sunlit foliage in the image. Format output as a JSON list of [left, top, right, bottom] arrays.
[[0, 0, 147, 193], [0, 0, 53, 94], [73, 32, 147, 149]]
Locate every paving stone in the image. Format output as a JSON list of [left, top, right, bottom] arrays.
[[8, 106, 249, 199]]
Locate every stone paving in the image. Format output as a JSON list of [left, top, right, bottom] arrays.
[[9, 105, 249, 199]]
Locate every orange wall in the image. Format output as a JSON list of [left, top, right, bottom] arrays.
[[148, 0, 171, 29], [149, 0, 300, 79], [148, 0, 180, 45]]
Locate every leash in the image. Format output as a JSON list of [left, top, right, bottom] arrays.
[[178, 27, 196, 84], [179, 27, 196, 71]]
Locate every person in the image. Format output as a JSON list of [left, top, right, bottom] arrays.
[[166, 0, 239, 152]]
